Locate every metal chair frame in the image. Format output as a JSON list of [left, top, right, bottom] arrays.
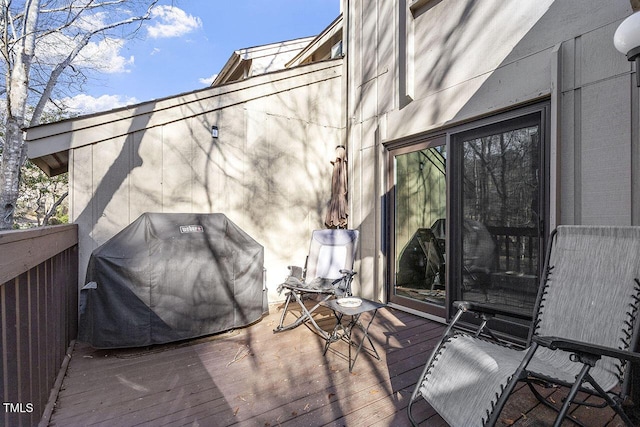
[[273, 229, 358, 340], [408, 226, 640, 427]]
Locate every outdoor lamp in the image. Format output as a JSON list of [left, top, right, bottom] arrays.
[[211, 125, 219, 138], [614, 11, 640, 87]]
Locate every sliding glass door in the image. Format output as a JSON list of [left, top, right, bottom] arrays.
[[387, 103, 549, 328], [451, 112, 546, 321]]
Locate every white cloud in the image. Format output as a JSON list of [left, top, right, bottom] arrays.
[[60, 94, 139, 115], [147, 6, 202, 39], [198, 74, 218, 86], [36, 33, 134, 74], [77, 38, 135, 73], [75, 11, 110, 32]]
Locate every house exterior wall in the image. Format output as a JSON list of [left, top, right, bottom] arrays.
[[344, 0, 639, 301], [70, 61, 343, 302]]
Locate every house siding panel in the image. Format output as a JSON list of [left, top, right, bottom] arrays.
[[581, 76, 631, 225], [91, 135, 132, 244], [130, 127, 164, 218], [377, 0, 396, 116], [580, 24, 629, 87], [162, 119, 195, 213], [559, 89, 577, 224], [356, 120, 379, 298]]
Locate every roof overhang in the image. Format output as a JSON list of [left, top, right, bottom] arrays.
[[211, 36, 316, 86], [287, 15, 343, 67], [31, 152, 69, 176]]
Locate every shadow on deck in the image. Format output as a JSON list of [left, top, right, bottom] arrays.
[[47, 305, 625, 426]]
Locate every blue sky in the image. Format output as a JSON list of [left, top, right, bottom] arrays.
[[67, 0, 341, 113]]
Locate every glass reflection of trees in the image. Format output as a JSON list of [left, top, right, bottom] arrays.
[[463, 127, 539, 230], [461, 126, 540, 312]]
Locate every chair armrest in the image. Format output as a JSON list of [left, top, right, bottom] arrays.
[[453, 300, 532, 321], [335, 269, 357, 296], [339, 269, 356, 277], [533, 336, 640, 364]]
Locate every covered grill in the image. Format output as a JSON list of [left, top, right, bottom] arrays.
[[79, 213, 266, 348]]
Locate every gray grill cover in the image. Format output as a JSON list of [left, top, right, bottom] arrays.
[[79, 213, 265, 348]]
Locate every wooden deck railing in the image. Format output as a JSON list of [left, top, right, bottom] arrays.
[[0, 224, 78, 427]]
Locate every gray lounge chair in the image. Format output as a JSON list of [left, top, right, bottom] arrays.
[[408, 225, 640, 426], [273, 229, 358, 339]]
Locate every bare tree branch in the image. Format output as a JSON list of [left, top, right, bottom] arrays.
[[42, 189, 67, 225], [30, 0, 159, 124]]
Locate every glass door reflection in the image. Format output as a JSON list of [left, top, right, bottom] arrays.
[[393, 144, 447, 311], [458, 122, 542, 318]]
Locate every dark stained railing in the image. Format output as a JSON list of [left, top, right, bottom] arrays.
[[487, 225, 539, 275], [0, 225, 78, 427]]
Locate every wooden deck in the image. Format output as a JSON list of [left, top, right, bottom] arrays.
[[46, 304, 628, 426]]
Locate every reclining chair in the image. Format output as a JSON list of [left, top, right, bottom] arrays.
[[273, 229, 359, 339], [408, 225, 640, 426]]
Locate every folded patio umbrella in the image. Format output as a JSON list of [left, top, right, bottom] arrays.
[[325, 145, 349, 228]]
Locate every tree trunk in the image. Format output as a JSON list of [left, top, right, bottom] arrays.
[[0, 117, 28, 229], [0, 0, 40, 229]]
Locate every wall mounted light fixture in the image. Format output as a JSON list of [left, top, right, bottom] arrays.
[[211, 125, 219, 139], [614, 11, 640, 86]]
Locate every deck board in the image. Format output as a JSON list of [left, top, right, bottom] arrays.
[[47, 305, 627, 426]]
